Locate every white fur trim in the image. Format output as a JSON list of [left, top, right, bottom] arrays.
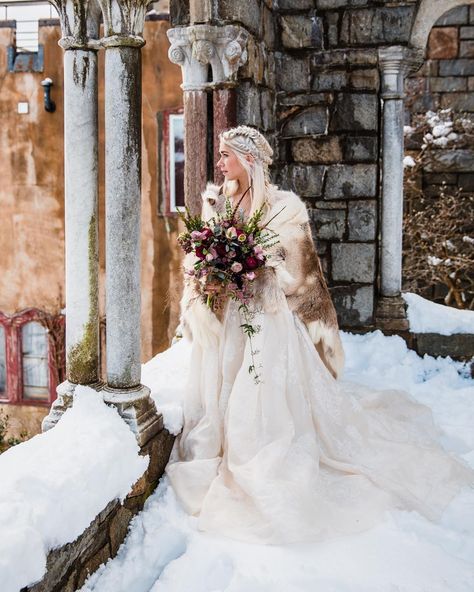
[[305, 320, 345, 380]]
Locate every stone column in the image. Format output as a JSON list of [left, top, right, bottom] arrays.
[[377, 46, 423, 329], [98, 0, 161, 445], [43, 0, 101, 432], [167, 25, 248, 212]]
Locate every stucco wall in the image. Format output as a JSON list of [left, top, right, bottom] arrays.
[[0, 17, 182, 352], [0, 17, 183, 434]]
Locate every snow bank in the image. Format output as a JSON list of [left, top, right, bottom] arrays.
[[0, 387, 149, 592], [403, 292, 474, 335], [142, 338, 191, 435], [80, 331, 474, 592]]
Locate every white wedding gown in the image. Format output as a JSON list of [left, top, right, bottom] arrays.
[[166, 297, 474, 544]]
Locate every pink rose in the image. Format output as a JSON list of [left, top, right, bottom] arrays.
[[245, 271, 256, 281], [231, 262, 243, 273], [226, 227, 237, 239]]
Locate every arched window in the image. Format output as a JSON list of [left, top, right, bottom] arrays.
[[21, 321, 50, 402]]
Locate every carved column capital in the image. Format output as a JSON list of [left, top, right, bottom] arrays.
[[167, 24, 248, 91], [378, 46, 424, 99], [49, 0, 101, 50], [98, 0, 149, 48]]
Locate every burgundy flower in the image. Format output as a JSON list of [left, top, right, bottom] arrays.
[[245, 256, 259, 270], [202, 228, 213, 240], [215, 243, 227, 257], [195, 246, 206, 260]]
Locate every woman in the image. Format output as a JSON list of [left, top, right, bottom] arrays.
[[166, 126, 473, 544]]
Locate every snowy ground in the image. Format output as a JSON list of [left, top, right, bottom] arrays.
[[81, 330, 474, 592], [0, 387, 148, 592]]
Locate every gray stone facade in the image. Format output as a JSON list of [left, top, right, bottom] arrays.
[[170, 0, 474, 330]]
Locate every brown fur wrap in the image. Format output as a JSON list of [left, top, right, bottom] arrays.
[[179, 183, 345, 379]]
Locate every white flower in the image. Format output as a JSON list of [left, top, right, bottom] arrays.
[[427, 256, 443, 266]]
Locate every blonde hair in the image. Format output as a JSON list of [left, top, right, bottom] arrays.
[[219, 126, 274, 219]]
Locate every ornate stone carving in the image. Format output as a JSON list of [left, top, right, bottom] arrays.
[[49, 0, 101, 50], [167, 25, 248, 90], [378, 46, 424, 99], [98, 0, 149, 47]]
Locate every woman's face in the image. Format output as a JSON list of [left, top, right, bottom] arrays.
[[217, 141, 245, 181]]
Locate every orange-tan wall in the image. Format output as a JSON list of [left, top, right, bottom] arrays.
[[0, 18, 183, 437]]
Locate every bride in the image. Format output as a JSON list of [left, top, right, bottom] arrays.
[[165, 125, 473, 544]]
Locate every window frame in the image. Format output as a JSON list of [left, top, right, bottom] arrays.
[[158, 108, 185, 216], [0, 309, 64, 407]]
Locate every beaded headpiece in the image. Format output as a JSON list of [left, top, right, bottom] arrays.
[[220, 126, 273, 167]]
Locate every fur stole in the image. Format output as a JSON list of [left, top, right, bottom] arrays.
[[179, 183, 345, 379]]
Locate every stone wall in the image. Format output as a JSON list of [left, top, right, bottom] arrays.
[[406, 4, 474, 199]]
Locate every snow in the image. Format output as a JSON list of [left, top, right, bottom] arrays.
[[403, 292, 474, 335], [80, 331, 474, 592], [0, 387, 149, 592], [403, 155, 416, 168]]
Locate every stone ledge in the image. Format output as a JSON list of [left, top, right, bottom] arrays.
[[413, 333, 474, 362], [25, 428, 175, 592]]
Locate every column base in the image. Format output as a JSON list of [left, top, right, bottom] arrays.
[[102, 384, 163, 447], [375, 295, 409, 332], [42, 380, 104, 432]]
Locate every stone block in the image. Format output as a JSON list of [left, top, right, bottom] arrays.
[[312, 48, 377, 68], [349, 68, 379, 91], [440, 92, 474, 111], [458, 173, 474, 191], [423, 173, 457, 185], [216, 0, 261, 36], [281, 106, 328, 137], [261, 89, 275, 132], [77, 544, 111, 591], [340, 7, 414, 46], [291, 136, 343, 164], [332, 243, 375, 282], [326, 11, 339, 47], [324, 164, 377, 199], [429, 77, 467, 92], [262, 5, 275, 49], [279, 92, 332, 107], [330, 93, 378, 131], [279, 0, 313, 9], [309, 208, 346, 240], [275, 54, 310, 92], [460, 40, 474, 58], [415, 333, 474, 360], [469, 77, 474, 91], [428, 27, 459, 59], [317, 0, 367, 8], [330, 284, 374, 326], [237, 83, 262, 128], [240, 36, 265, 84], [348, 200, 376, 241], [460, 26, 474, 40], [280, 14, 323, 49], [342, 136, 377, 162], [312, 70, 347, 91], [109, 506, 134, 556], [407, 93, 439, 113], [439, 59, 474, 76], [435, 6, 468, 26], [425, 149, 474, 173], [281, 164, 326, 197], [471, 6, 474, 24]]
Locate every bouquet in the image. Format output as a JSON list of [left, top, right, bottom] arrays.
[[177, 188, 282, 382]]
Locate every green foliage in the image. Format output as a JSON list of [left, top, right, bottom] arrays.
[[0, 410, 28, 453]]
